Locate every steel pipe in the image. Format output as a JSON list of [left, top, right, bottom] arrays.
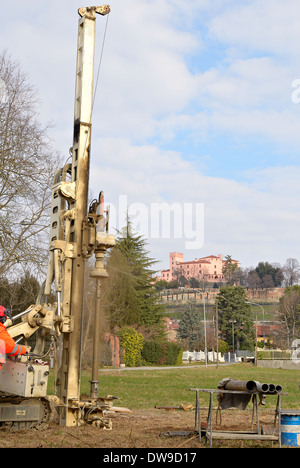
[[220, 379, 283, 394], [267, 383, 276, 393], [256, 382, 283, 394], [255, 382, 269, 393], [11, 307, 34, 321], [224, 379, 257, 392]]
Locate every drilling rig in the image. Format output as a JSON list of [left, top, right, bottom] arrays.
[[0, 6, 115, 429]]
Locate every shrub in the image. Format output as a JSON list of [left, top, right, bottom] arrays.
[[142, 340, 182, 366], [165, 342, 183, 365], [117, 327, 144, 367], [141, 341, 165, 365]]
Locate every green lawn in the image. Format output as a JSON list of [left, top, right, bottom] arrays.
[[70, 364, 300, 411]]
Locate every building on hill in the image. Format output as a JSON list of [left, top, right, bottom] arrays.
[[159, 252, 239, 285]]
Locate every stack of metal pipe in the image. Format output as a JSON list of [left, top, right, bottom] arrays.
[[222, 379, 282, 394]]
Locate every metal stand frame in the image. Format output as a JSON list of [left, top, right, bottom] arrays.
[[190, 388, 286, 448]]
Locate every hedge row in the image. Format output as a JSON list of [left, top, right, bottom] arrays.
[[141, 340, 183, 366], [116, 327, 183, 367]]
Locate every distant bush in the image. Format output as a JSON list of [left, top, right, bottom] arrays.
[[142, 340, 182, 366], [141, 341, 164, 365], [117, 327, 144, 367]]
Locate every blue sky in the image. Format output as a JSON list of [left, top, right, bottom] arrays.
[[2, 0, 300, 272]]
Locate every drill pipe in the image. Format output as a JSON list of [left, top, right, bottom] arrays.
[[223, 379, 257, 392], [254, 382, 269, 393], [267, 383, 276, 393], [262, 383, 283, 394]]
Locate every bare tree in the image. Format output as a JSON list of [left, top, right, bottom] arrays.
[[283, 258, 300, 287], [247, 270, 261, 288], [278, 286, 300, 345], [0, 51, 60, 279], [262, 274, 274, 288]]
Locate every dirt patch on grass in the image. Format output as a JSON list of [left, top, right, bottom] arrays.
[[0, 407, 279, 448]]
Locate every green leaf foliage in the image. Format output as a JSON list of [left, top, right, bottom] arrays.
[[117, 327, 144, 367], [177, 300, 202, 350], [216, 285, 256, 351], [105, 216, 165, 331], [141, 340, 183, 366]]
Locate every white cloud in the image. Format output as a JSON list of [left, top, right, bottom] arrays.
[[1, 0, 300, 271], [92, 1, 201, 143], [209, 0, 300, 58], [197, 57, 291, 109], [89, 135, 300, 268]]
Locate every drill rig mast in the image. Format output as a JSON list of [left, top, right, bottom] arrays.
[[0, 6, 115, 429], [46, 5, 114, 427]]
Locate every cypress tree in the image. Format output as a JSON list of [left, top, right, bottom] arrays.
[[217, 285, 256, 351], [105, 216, 164, 331], [177, 300, 202, 349]]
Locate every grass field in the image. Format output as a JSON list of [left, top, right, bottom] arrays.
[[74, 363, 300, 411], [39, 364, 300, 448]]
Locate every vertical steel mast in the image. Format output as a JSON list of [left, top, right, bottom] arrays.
[[59, 5, 110, 427]]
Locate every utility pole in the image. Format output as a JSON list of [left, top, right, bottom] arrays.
[[246, 301, 265, 348], [203, 297, 207, 368], [215, 299, 219, 368]]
